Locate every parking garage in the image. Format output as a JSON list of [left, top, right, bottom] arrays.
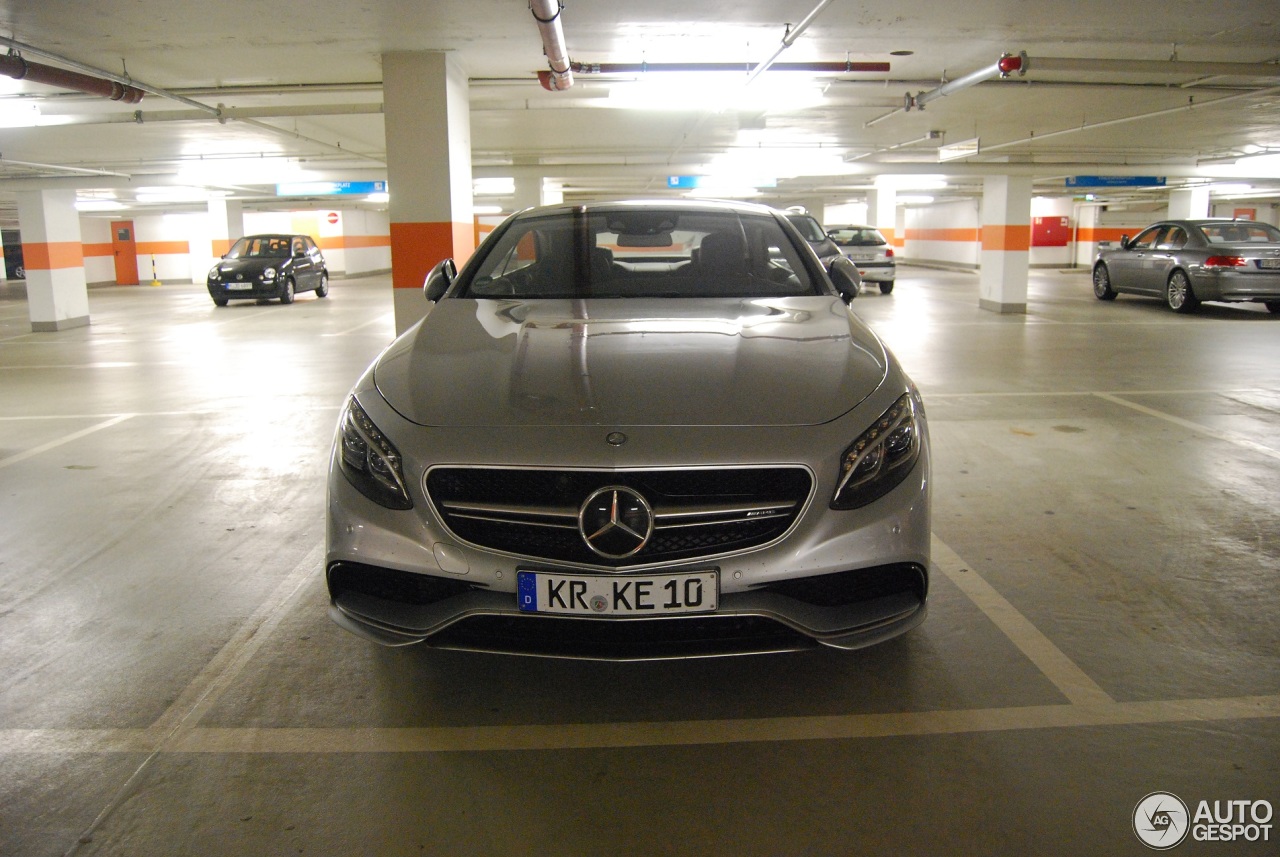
[[1, 3, 1279, 855]]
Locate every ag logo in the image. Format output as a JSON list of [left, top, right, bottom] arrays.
[[1134, 792, 1189, 850]]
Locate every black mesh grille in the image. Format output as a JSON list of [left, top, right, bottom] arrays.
[[426, 466, 813, 568], [427, 614, 815, 659], [756, 563, 927, 607], [327, 562, 478, 605]]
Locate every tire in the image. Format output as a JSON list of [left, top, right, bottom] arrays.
[[212, 298, 228, 307], [1166, 270, 1199, 314], [1266, 301, 1280, 315], [1092, 263, 1117, 300], [879, 280, 894, 295], [315, 273, 329, 298], [280, 277, 295, 304]]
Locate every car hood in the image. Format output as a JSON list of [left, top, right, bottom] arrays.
[[214, 257, 290, 274], [373, 297, 888, 427]]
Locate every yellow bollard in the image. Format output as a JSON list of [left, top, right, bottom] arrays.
[[150, 254, 161, 287]]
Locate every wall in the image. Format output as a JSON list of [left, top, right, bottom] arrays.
[[75, 206, 392, 285], [903, 200, 980, 268]]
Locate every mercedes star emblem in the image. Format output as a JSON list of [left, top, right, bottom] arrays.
[[579, 486, 654, 559]]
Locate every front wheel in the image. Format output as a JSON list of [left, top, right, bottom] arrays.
[[212, 297, 228, 307], [879, 281, 894, 295], [1166, 270, 1199, 314], [315, 273, 329, 298], [280, 278, 296, 304], [1265, 301, 1280, 315], [1092, 264, 1117, 300]]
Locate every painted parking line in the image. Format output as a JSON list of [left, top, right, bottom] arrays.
[[1095, 392, 1280, 461], [0, 414, 134, 470]]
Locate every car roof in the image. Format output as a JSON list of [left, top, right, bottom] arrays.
[[509, 198, 784, 219]]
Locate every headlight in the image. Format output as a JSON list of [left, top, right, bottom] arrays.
[[337, 397, 413, 510], [263, 267, 277, 281], [832, 392, 922, 509], [208, 266, 221, 281]]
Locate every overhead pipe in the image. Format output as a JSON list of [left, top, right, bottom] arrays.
[[745, 0, 836, 85], [531, 0, 574, 91], [569, 60, 890, 75], [0, 53, 145, 103], [909, 52, 1026, 110]]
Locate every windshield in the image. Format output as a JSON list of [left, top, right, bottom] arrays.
[[829, 227, 887, 247], [227, 236, 291, 259], [784, 214, 827, 242], [460, 209, 822, 299]]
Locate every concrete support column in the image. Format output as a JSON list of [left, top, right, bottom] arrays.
[[384, 51, 474, 334], [1167, 187, 1210, 219], [1074, 203, 1100, 267], [208, 197, 244, 259], [17, 189, 89, 332], [867, 188, 897, 246], [511, 177, 542, 212], [978, 175, 1031, 314]]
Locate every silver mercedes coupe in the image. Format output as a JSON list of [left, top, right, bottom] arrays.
[[326, 199, 930, 659]]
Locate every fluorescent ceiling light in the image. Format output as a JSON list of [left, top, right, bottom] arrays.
[[608, 73, 825, 113], [134, 186, 212, 204], [1232, 153, 1280, 177], [0, 101, 40, 128], [876, 174, 948, 191], [1208, 183, 1252, 195], [896, 195, 935, 205], [365, 192, 390, 203], [474, 177, 515, 195], [75, 199, 128, 212], [473, 205, 505, 215]]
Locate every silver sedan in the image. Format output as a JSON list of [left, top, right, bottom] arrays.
[[326, 199, 930, 660], [1092, 219, 1280, 314]]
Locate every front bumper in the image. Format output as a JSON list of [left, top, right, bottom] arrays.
[[207, 280, 284, 300], [328, 561, 928, 659]]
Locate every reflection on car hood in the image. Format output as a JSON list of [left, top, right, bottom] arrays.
[[215, 257, 288, 273], [373, 297, 888, 427]]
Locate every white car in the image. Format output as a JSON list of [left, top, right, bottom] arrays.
[[828, 225, 897, 294]]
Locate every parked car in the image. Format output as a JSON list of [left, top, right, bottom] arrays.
[[1092, 219, 1280, 314], [783, 209, 863, 296], [326, 199, 929, 660], [828, 225, 897, 294], [207, 234, 328, 306]]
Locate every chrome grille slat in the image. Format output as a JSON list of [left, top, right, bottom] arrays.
[[426, 466, 812, 569]]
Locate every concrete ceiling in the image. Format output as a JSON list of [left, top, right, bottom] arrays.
[[1, 0, 1278, 224]]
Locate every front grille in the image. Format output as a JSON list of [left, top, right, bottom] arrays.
[[426, 466, 813, 568]]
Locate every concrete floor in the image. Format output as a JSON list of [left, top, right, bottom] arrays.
[[1, 269, 1276, 856]]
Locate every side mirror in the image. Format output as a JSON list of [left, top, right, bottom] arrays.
[[828, 256, 861, 303], [424, 258, 457, 302], [1119, 235, 1132, 250]]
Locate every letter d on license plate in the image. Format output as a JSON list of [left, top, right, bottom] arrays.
[[517, 570, 717, 616]]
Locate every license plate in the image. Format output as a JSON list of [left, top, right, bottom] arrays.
[[1259, 259, 1280, 269], [517, 570, 718, 616], [227, 282, 253, 290]]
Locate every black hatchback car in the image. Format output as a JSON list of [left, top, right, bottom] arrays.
[[207, 234, 329, 306]]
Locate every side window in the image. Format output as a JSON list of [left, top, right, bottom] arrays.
[[1131, 227, 1164, 250], [1158, 227, 1187, 250]]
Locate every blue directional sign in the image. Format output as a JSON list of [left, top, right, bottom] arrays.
[[276, 180, 388, 196], [1066, 176, 1166, 188]]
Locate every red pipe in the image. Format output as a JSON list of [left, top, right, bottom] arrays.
[[0, 54, 145, 103]]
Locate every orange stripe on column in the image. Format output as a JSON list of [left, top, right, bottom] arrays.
[[82, 242, 113, 258], [390, 221, 475, 289], [137, 240, 191, 255], [1077, 227, 1131, 243], [22, 242, 84, 271], [982, 225, 1031, 252], [907, 227, 980, 243]]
